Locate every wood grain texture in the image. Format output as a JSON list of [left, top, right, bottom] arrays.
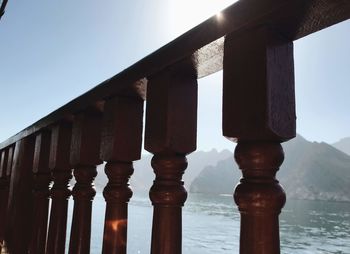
[[68, 165, 97, 254], [46, 122, 73, 254], [145, 60, 197, 253], [222, 25, 295, 254], [5, 146, 14, 177], [100, 96, 144, 162], [33, 131, 52, 173], [29, 131, 52, 254], [149, 153, 188, 254], [0, 150, 8, 178], [145, 59, 198, 154], [234, 142, 286, 254], [101, 162, 133, 254], [49, 122, 73, 171], [223, 27, 296, 142], [68, 110, 102, 254], [5, 137, 36, 254], [100, 96, 144, 254], [0, 149, 10, 249], [70, 109, 103, 166]]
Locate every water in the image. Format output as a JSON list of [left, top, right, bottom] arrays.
[[67, 193, 350, 253]]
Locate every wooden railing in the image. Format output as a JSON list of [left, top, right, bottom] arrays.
[[0, 1, 349, 253]]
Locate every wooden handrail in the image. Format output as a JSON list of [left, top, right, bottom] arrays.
[[1, 1, 350, 254], [1, 0, 349, 150]]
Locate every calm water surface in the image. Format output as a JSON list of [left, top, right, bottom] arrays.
[[67, 193, 350, 253]]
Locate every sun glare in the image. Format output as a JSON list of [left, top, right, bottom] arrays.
[[168, 0, 236, 35], [216, 11, 224, 21]]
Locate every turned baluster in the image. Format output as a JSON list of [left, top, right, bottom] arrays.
[[223, 27, 296, 254], [46, 122, 73, 254], [100, 96, 144, 254], [5, 137, 36, 254], [145, 60, 198, 254], [68, 108, 103, 254], [29, 131, 52, 254]]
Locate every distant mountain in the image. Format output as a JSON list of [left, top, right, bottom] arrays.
[[94, 149, 232, 194], [190, 135, 350, 202], [332, 137, 350, 155], [183, 149, 232, 188], [189, 157, 239, 194]]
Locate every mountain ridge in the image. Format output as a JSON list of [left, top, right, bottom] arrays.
[[190, 135, 350, 202], [332, 137, 350, 155]]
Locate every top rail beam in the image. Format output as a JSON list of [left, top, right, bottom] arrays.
[[1, 0, 349, 149]]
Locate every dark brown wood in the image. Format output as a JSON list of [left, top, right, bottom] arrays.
[[145, 61, 197, 254], [29, 131, 52, 254], [234, 142, 286, 254], [0, 1, 348, 252], [2, 0, 349, 151], [69, 165, 97, 254], [68, 109, 102, 254], [46, 122, 73, 254], [0, 149, 9, 249], [0, 149, 8, 178], [100, 96, 144, 254], [100, 96, 144, 162], [1, 146, 15, 252], [145, 59, 198, 154], [149, 152, 188, 254], [5, 137, 36, 254], [101, 162, 133, 254], [6, 146, 14, 178], [223, 27, 295, 254], [223, 27, 296, 142]]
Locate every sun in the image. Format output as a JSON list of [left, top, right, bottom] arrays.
[[168, 0, 237, 36]]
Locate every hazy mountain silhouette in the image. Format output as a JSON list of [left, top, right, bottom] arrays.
[[332, 137, 350, 155], [94, 149, 232, 194], [190, 135, 350, 202]]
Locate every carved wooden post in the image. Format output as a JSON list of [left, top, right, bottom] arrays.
[[29, 131, 52, 254], [5, 137, 36, 254], [46, 122, 73, 254], [100, 96, 144, 254], [6, 146, 14, 180], [0, 146, 13, 252], [0, 148, 9, 248], [68, 108, 103, 254], [223, 27, 296, 254], [145, 60, 198, 254]]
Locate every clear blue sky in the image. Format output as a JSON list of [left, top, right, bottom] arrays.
[[0, 1, 349, 151]]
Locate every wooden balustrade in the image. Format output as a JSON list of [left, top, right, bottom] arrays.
[[145, 60, 198, 254], [223, 27, 296, 254], [29, 131, 52, 254], [100, 96, 144, 254], [0, 1, 349, 253], [5, 137, 36, 254], [46, 122, 73, 254], [69, 108, 103, 254]]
